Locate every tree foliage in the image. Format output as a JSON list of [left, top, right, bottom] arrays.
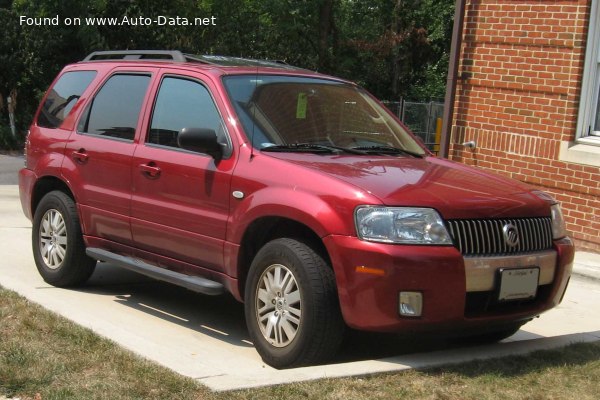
[[0, 0, 454, 137]]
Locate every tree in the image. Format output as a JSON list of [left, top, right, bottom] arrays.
[[0, 0, 455, 145], [335, 0, 454, 101]]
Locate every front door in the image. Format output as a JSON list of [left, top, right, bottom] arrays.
[[131, 73, 236, 271]]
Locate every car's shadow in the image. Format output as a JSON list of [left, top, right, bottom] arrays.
[[78, 262, 503, 365]]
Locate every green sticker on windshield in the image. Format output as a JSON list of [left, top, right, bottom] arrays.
[[296, 92, 307, 119]]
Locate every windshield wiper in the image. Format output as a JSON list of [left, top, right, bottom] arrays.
[[261, 143, 366, 154], [351, 145, 423, 158]]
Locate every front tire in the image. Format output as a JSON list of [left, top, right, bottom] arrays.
[[245, 238, 345, 368], [32, 191, 96, 287]]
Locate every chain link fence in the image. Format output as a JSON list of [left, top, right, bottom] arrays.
[[382, 100, 444, 154]]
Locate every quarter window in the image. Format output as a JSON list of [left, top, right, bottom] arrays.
[[148, 76, 227, 153], [37, 70, 97, 128], [78, 74, 150, 141]]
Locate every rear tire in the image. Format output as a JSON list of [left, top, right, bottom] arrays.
[[245, 238, 345, 368], [32, 191, 96, 287]]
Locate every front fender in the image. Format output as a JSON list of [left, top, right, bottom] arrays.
[[227, 186, 353, 243]]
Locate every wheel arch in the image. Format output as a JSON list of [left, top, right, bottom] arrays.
[[236, 216, 331, 300], [32, 176, 76, 216]]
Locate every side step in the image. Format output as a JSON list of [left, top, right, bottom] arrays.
[[86, 247, 225, 296]]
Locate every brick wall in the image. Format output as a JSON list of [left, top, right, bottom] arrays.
[[449, 0, 600, 252]]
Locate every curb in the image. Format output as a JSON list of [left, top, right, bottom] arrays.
[[573, 251, 600, 281]]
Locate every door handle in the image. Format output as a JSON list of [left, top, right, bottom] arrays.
[[139, 163, 161, 178], [72, 149, 88, 163]]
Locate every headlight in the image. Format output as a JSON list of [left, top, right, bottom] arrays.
[[551, 203, 567, 239], [355, 206, 453, 245]]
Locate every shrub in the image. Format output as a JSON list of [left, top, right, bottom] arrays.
[[0, 125, 23, 151]]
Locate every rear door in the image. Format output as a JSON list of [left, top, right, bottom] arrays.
[[130, 72, 236, 271], [63, 69, 154, 247]]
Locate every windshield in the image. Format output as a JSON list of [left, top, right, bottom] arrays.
[[222, 75, 426, 156]]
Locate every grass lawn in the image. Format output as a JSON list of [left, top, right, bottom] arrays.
[[1, 286, 600, 400]]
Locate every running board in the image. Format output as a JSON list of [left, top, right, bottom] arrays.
[[86, 247, 224, 296]]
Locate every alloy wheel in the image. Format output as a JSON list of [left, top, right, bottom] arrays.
[[39, 208, 68, 269], [255, 263, 302, 347]]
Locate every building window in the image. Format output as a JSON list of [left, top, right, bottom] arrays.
[[594, 67, 600, 135], [577, 0, 600, 143]]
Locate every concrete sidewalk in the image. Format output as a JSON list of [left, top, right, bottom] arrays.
[[573, 251, 600, 281], [0, 153, 23, 185], [1, 184, 599, 391]]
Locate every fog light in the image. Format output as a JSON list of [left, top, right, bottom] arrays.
[[399, 292, 423, 317]]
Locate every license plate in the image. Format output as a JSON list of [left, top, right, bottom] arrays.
[[498, 267, 539, 301]]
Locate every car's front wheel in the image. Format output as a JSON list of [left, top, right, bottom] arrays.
[[245, 238, 345, 368], [32, 191, 96, 287]]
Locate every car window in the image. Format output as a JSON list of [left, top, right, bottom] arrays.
[[223, 75, 425, 155], [77, 74, 150, 141], [148, 76, 228, 152], [37, 70, 97, 129]]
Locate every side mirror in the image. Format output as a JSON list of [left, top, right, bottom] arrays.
[[178, 127, 223, 160]]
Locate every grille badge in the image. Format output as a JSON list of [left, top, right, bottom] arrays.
[[502, 223, 519, 247]]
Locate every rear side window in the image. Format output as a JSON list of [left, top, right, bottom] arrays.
[[37, 71, 97, 128], [78, 74, 150, 141]]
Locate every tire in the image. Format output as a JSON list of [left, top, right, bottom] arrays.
[[244, 238, 345, 368], [32, 191, 96, 287]]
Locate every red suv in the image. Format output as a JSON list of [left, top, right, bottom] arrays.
[[19, 50, 574, 368]]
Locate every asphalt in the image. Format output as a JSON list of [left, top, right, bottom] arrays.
[[1, 153, 599, 391]]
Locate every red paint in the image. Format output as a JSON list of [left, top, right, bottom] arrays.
[[20, 58, 574, 334]]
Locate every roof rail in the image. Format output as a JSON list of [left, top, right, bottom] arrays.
[[83, 50, 188, 62], [186, 54, 304, 70], [81, 50, 306, 70]]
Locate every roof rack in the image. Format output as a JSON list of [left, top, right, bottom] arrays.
[[82, 50, 306, 70], [185, 54, 305, 70], [83, 50, 190, 62]]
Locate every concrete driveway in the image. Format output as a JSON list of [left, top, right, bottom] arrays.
[[0, 153, 23, 184], [1, 182, 599, 391]]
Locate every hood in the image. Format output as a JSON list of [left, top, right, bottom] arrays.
[[266, 154, 551, 220]]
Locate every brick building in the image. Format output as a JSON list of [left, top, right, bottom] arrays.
[[446, 0, 600, 252]]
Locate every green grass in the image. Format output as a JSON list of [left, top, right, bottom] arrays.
[[2, 286, 600, 400]]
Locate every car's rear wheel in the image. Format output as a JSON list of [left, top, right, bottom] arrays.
[[32, 191, 96, 287], [245, 238, 345, 368]]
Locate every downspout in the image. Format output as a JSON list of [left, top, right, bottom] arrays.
[[440, 0, 467, 158]]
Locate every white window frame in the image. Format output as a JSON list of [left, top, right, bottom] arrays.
[[576, 0, 600, 145]]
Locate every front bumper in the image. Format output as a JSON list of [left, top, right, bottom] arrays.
[[323, 235, 574, 333]]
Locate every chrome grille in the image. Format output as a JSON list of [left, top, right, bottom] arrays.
[[446, 217, 553, 256]]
